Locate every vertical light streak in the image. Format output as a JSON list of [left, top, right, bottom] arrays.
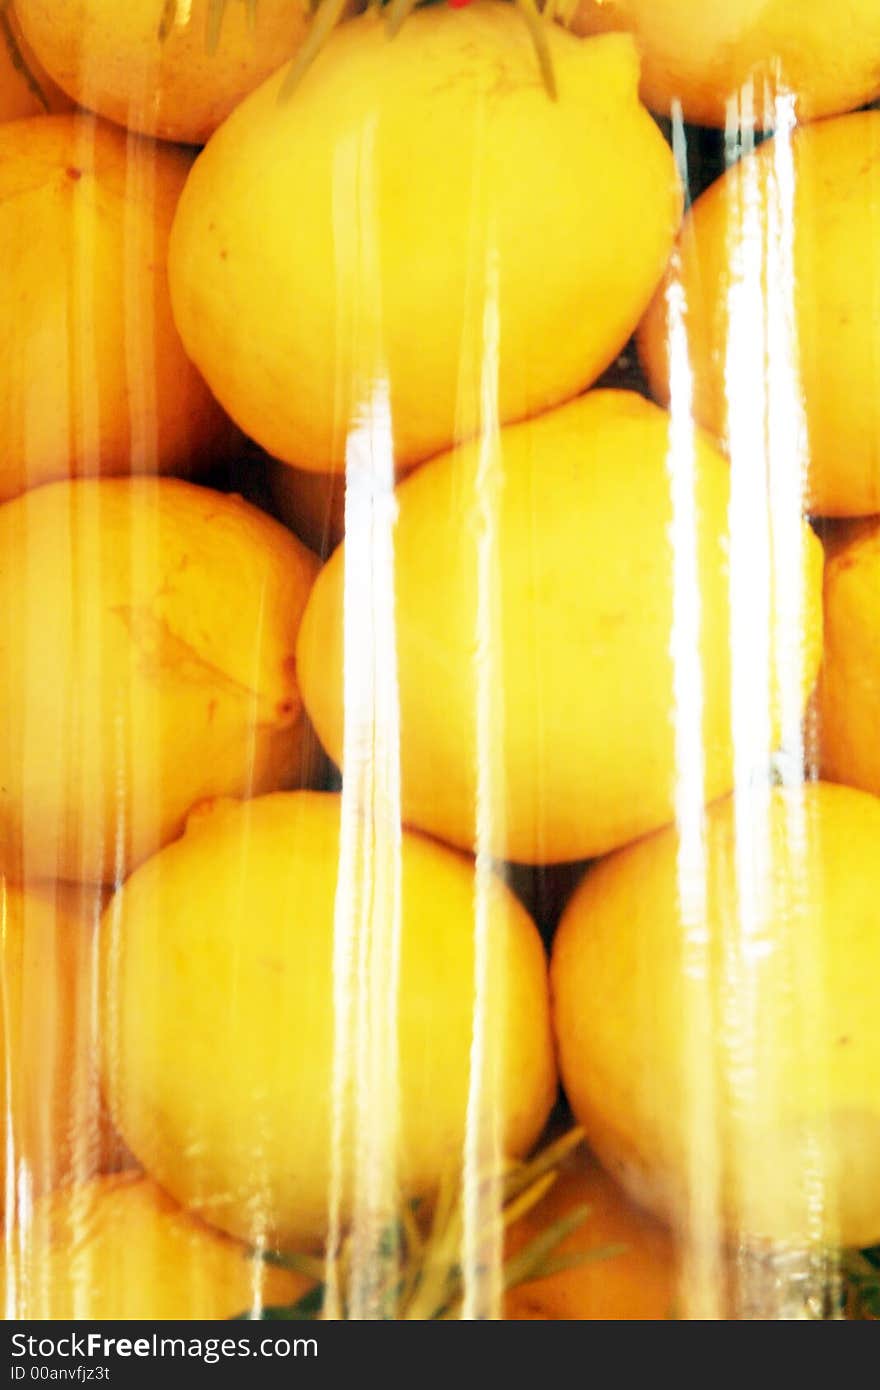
[[324, 119, 403, 1321], [723, 85, 777, 1317], [461, 247, 505, 1323], [724, 90, 828, 1315], [665, 101, 722, 1321], [763, 95, 836, 1310]]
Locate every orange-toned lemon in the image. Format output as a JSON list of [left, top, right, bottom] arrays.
[[0, 3, 71, 122], [0, 879, 123, 1221], [1, 1172, 310, 1319], [571, 0, 880, 127], [505, 1153, 676, 1320], [16, 0, 311, 144], [0, 113, 233, 504], [638, 111, 880, 518], [818, 519, 880, 800], [0, 478, 319, 884], [552, 782, 880, 1248]]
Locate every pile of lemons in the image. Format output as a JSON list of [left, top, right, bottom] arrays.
[[1, 0, 879, 1321]]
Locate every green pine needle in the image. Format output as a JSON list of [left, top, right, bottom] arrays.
[[164, 0, 562, 102], [228, 1127, 624, 1320], [843, 1248, 880, 1319], [385, 0, 420, 40], [278, 0, 350, 99]]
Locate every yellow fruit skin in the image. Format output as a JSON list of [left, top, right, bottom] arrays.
[[0, 114, 234, 505], [0, 5, 71, 122], [505, 1154, 676, 1320], [638, 111, 880, 519], [552, 782, 880, 1248], [818, 520, 880, 799], [571, 0, 880, 127], [0, 880, 124, 1221], [297, 390, 824, 865], [168, 6, 682, 475], [101, 791, 556, 1248], [0, 478, 319, 884], [1, 1173, 310, 1319], [15, 0, 311, 144]]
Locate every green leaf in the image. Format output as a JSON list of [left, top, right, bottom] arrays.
[[533, 1242, 628, 1282], [279, 0, 350, 99], [844, 1248, 880, 1319], [385, 0, 420, 40], [258, 1249, 327, 1282], [501, 1201, 593, 1292], [231, 1284, 327, 1321]]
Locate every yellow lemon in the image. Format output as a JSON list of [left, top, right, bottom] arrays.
[[0, 113, 233, 505], [0, 880, 124, 1221], [505, 1151, 676, 1320], [818, 518, 880, 800], [297, 390, 824, 864], [16, 0, 311, 144], [0, 478, 318, 884], [169, 5, 682, 474], [638, 111, 880, 518], [0, 4, 71, 122], [1, 1172, 310, 1319], [571, 0, 880, 127], [101, 791, 556, 1248], [552, 782, 880, 1247]]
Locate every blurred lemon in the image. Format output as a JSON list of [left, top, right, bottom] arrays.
[[0, 3, 71, 122], [552, 782, 880, 1247], [505, 1152, 676, 1320], [639, 111, 880, 518], [571, 0, 880, 127], [101, 791, 556, 1248], [169, 5, 681, 473], [16, 0, 311, 143], [0, 478, 318, 883], [0, 113, 234, 504], [298, 390, 823, 864], [818, 519, 880, 800], [1, 1172, 310, 1319], [0, 879, 123, 1221]]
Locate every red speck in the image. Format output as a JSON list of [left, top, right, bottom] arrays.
[[65, 166, 82, 181], [448, 0, 472, 8]]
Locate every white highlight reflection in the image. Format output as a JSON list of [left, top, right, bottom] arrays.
[[723, 93, 830, 1313], [325, 121, 403, 1321], [462, 248, 505, 1323], [666, 102, 721, 1318]]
